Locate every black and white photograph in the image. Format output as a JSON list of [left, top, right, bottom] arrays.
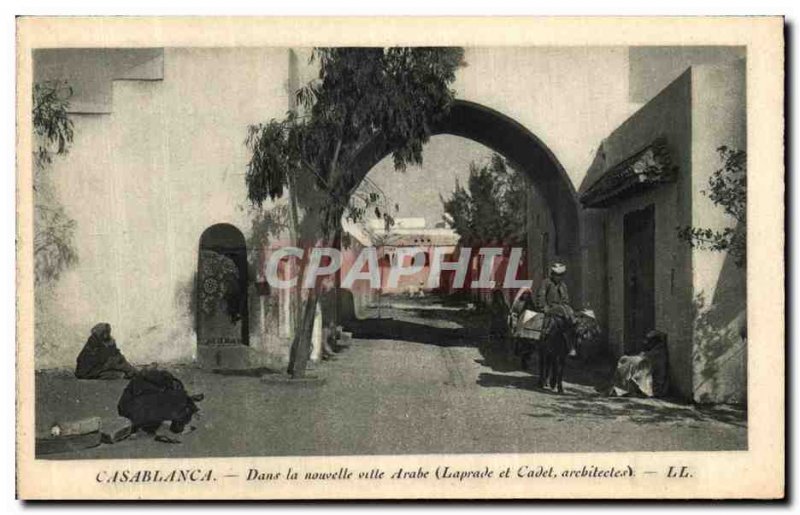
[[14, 16, 784, 500]]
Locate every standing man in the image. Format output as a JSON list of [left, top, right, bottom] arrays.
[[534, 262, 577, 357]]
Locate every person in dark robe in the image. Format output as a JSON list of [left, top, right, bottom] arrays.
[[75, 323, 137, 380], [117, 367, 204, 434]]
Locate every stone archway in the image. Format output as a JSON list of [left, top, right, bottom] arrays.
[[348, 100, 581, 299], [197, 223, 249, 349]]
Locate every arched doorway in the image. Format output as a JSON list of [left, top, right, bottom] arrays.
[[197, 223, 249, 348], [348, 100, 581, 299]]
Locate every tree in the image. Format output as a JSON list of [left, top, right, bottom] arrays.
[[245, 47, 465, 378], [678, 147, 746, 268], [33, 80, 78, 285], [441, 153, 529, 248]]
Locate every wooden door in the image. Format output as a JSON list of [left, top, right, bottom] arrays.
[[623, 205, 655, 353]]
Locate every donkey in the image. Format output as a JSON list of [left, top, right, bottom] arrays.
[[537, 314, 573, 393]]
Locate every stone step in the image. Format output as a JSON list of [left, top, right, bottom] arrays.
[[100, 416, 133, 444], [36, 431, 102, 456], [198, 345, 251, 370], [50, 416, 101, 437]]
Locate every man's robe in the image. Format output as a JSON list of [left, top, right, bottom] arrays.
[[75, 323, 136, 380]]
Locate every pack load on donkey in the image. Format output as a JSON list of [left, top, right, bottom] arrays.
[[506, 263, 601, 393]]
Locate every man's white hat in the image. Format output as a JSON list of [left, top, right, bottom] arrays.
[[550, 262, 567, 275]]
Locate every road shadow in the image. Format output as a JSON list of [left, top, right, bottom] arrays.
[[211, 367, 279, 377], [406, 307, 486, 328], [523, 393, 746, 428], [344, 318, 478, 348], [378, 292, 475, 308], [477, 372, 540, 390], [474, 340, 617, 390], [476, 372, 588, 397], [474, 337, 523, 373], [475, 372, 746, 428]]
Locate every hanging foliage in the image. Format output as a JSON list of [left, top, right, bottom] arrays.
[[245, 47, 465, 242], [33, 80, 78, 286], [33, 80, 74, 168], [678, 147, 746, 268]]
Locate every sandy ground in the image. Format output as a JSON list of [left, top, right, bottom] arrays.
[[35, 296, 747, 459]]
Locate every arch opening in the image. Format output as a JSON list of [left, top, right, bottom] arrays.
[[348, 100, 581, 299], [197, 223, 250, 348]]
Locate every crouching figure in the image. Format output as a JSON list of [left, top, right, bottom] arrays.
[[603, 330, 669, 398], [117, 367, 204, 434]]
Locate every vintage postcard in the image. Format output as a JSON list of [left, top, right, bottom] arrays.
[[16, 16, 784, 499]]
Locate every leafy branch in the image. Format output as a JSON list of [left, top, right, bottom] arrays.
[[33, 80, 78, 285], [33, 81, 74, 168], [677, 146, 746, 268]]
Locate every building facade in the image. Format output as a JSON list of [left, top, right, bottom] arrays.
[[32, 47, 747, 403], [580, 61, 747, 403], [33, 48, 295, 370]]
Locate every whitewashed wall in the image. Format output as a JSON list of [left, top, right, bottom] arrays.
[[35, 48, 290, 368]]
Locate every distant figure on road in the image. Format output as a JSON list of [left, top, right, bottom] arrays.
[[489, 289, 510, 339]]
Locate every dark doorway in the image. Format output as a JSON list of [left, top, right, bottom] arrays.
[[197, 224, 249, 347], [623, 205, 655, 353]]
